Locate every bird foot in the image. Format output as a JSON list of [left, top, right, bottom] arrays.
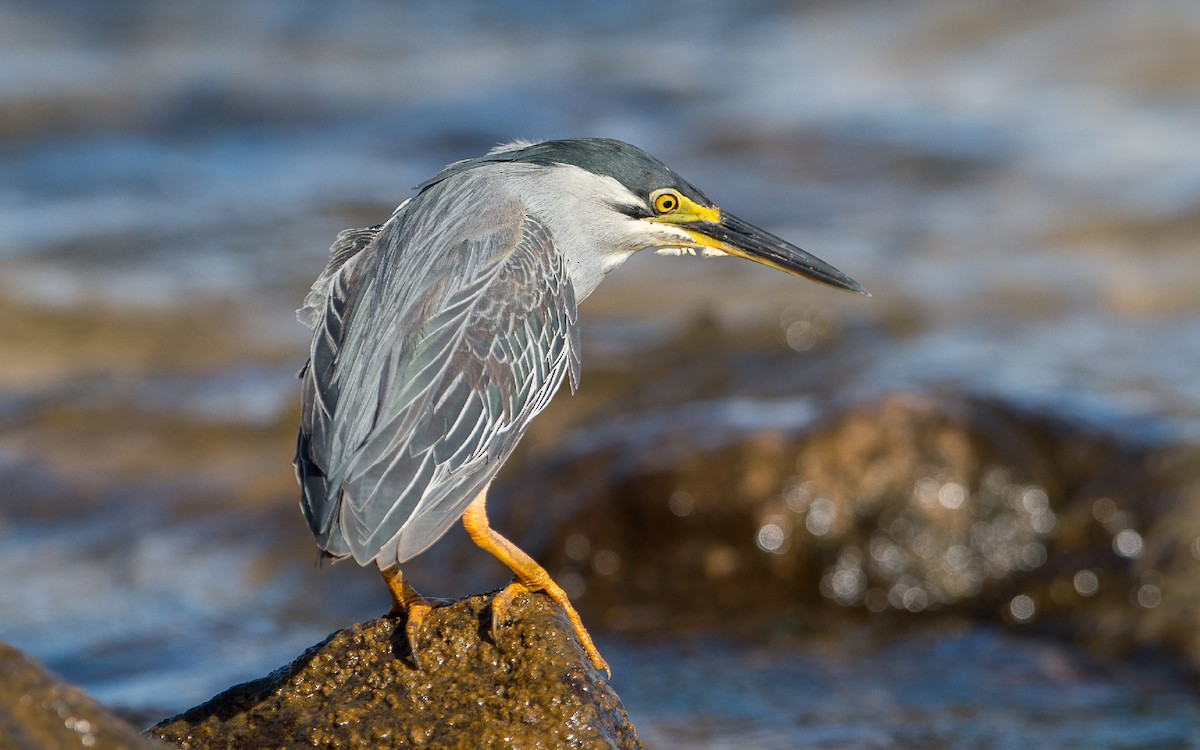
[[381, 567, 440, 669], [490, 579, 611, 678], [392, 599, 433, 666]]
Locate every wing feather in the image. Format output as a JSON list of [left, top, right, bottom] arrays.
[[294, 175, 580, 566]]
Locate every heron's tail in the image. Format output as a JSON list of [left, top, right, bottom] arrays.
[[294, 430, 351, 559]]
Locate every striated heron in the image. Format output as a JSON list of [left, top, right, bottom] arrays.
[[294, 138, 867, 675]]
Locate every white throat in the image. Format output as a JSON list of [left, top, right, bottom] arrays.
[[497, 163, 649, 301]]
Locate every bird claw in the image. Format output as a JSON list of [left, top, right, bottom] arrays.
[[381, 567, 440, 669], [399, 600, 433, 668], [488, 580, 611, 678], [489, 581, 523, 640]]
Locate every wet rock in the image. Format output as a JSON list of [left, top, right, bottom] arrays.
[[148, 594, 640, 750], [0, 641, 169, 750], [505, 391, 1200, 668]]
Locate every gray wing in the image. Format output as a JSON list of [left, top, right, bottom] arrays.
[[294, 182, 580, 567], [296, 199, 411, 330]]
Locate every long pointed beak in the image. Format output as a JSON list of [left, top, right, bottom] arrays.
[[693, 213, 869, 295]]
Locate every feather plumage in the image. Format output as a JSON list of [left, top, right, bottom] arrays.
[[294, 172, 580, 566]]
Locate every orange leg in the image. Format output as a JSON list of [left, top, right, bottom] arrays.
[[462, 491, 610, 676], [381, 566, 433, 666]]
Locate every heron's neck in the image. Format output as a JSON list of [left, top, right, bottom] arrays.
[[500, 164, 645, 302]]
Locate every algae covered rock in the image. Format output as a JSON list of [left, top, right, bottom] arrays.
[[0, 641, 169, 750], [149, 593, 640, 749]]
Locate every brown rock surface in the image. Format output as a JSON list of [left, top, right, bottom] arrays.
[[0, 641, 169, 750], [509, 392, 1200, 666], [148, 593, 640, 749]]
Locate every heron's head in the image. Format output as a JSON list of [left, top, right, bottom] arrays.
[[424, 138, 867, 298]]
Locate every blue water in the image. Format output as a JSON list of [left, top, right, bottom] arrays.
[[619, 631, 1200, 749], [2, 1, 1200, 745]]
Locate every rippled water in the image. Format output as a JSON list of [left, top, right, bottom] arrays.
[[620, 630, 1200, 749], [2, 0, 1199, 745]]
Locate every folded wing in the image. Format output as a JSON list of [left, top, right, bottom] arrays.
[[295, 178, 580, 566]]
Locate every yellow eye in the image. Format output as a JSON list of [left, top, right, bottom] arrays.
[[652, 190, 680, 215]]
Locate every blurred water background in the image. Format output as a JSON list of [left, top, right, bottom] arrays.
[[2, 0, 1199, 746]]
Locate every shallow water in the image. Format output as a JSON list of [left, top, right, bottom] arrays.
[[620, 630, 1200, 749], [2, 0, 1199, 744]]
